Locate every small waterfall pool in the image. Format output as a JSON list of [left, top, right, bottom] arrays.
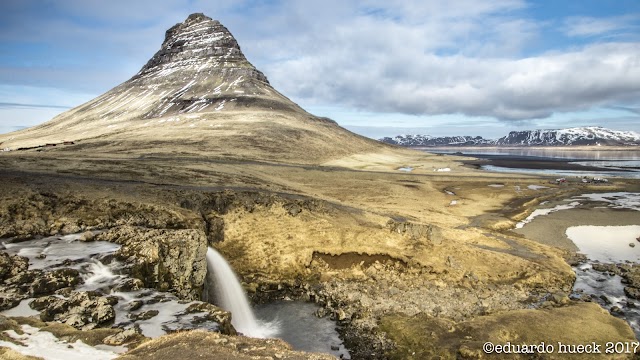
[[254, 301, 350, 359], [204, 247, 350, 358]]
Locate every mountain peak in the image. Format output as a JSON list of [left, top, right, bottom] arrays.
[[136, 14, 268, 85], [0, 13, 382, 163]]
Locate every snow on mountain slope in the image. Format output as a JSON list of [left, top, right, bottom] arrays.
[[380, 127, 640, 147], [495, 127, 640, 146], [0, 13, 385, 164]]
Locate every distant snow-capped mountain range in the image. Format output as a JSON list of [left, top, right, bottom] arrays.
[[379, 127, 640, 147]]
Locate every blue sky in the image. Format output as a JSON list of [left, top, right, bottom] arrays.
[[0, 0, 639, 138]]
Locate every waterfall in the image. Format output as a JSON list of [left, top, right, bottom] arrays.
[[204, 247, 279, 338]]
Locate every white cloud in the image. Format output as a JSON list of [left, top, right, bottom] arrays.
[[265, 30, 640, 120], [563, 14, 640, 38]]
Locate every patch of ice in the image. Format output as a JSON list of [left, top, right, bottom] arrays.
[[567, 225, 640, 263], [0, 324, 119, 360], [574, 192, 640, 211], [516, 201, 581, 229], [445, 190, 455, 195], [397, 167, 413, 172], [434, 168, 451, 172], [488, 184, 505, 188], [528, 185, 549, 190]]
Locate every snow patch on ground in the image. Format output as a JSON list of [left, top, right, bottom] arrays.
[[434, 168, 451, 172], [0, 325, 119, 360], [516, 201, 581, 229]]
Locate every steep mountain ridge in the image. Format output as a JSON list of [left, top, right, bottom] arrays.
[[381, 127, 640, 147], [380, 134, 492, 147], [495, 127, 640, 146], [0, 13, 383, 164]]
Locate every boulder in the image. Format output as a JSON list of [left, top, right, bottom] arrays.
[[185, 302, 236, 335], [29, 268, 82, 296], [96, 225, 208, 300], [30, 291, 116, 330], [0, 253, 29, 280], [103, 327, 143, 346]]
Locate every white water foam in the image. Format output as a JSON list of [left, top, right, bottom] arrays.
[[204, 247, 279, 338], [78, 260, 125, 291]]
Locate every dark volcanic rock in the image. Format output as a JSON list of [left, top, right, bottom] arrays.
[[0, 253, 28, 280], [29, 268, 82, 296], [96, 225, 208, 300], [30, 291, 116, 330], [185, 302, 236, 335], [129, 310, 159, 321]]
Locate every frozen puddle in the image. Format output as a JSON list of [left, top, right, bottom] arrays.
[[574, 192, 640, 211], [516, 192, 640, 229], [515, 201, 581, 229], [567, 225, 640, 263], [397, 167, 414, 172]]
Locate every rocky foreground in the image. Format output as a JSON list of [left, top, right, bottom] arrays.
[[1, 151, 639, 359]]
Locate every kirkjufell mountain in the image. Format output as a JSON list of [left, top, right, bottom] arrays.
[[0, 13, 383, 163]]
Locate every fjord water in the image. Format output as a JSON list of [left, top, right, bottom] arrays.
[[427, 148, 640, 160], [204, 247, 279, 338], [429, 148, 640, 178]]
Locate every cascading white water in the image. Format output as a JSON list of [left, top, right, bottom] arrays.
[[205, 247, 279, 338]]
